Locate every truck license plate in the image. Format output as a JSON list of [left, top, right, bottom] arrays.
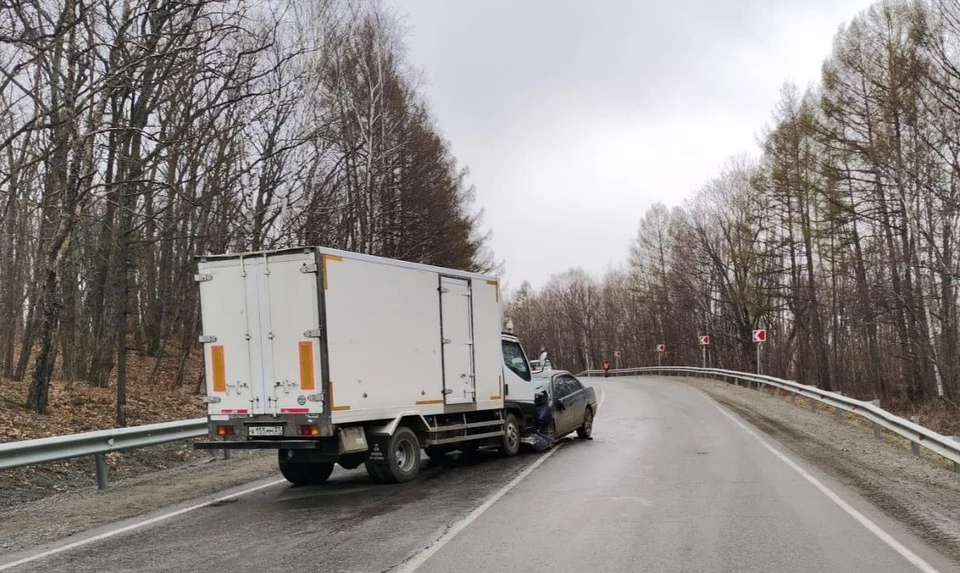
[[248, 425, 283, 437]]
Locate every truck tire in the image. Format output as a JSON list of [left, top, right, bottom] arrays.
[[577, 407, 594, 439], [278, 460, 335, 486], [500, 413, 521, 457], [379, 426, 421, 483]]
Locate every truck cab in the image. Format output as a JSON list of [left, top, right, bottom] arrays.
[[501, 333, 541, 431]]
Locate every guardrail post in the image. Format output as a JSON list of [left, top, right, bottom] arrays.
[[954, 438, 959, 472], [834, 407, 843, 423], [774, 387, 780, 398], [223, 449, 231, 461], [95, 453, 109, 490], [910, 417, 921, 456], [810, 399, 817, 413], [790, 393, 796, 405], [873, 422, 882, 439]]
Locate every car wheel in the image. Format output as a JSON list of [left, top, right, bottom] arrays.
[[577, 407, 594, 439], [500, 413, 521, 457], [380, 426, 421, 483]]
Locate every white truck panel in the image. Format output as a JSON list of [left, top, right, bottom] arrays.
[[323, 254, 445, 414], [198, 251, 323, 417], [198, 259, 255, 416], [258, 252, 324, 414], [471, 279, 503, 405], [440, 277, 475, 405]]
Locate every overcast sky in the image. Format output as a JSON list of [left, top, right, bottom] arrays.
[[391, 0, 876, 290]]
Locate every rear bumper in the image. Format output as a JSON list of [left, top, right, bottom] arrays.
[[204, 414, 333, 440], [194, 440, 329, 450]]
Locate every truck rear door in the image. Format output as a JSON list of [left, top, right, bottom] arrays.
[[440, 277, 476, 404], [198, 250, 324, 417]]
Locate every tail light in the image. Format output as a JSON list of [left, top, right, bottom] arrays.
[[299, 425, 320, 436], [216, 425, 235, 436]]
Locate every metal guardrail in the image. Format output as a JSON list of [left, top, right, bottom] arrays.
[[0, 418, 208, 489], [581, 366, 960, 472]]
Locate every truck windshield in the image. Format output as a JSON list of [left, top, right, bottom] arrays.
[[502, 340, 531, 381]]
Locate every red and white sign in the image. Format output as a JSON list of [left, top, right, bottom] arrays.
[[614, 350, 622, 358], [699, 335, 710, 345], [752, 329, 767, 343], [656, 344, 666, 352]]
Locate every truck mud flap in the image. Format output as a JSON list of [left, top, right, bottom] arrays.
[[365, 434, 391, 464]]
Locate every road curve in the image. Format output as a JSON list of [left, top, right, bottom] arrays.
[[2, 377, 957, 573]]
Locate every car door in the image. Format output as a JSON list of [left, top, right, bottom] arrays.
[[557, 374, 587, 431]]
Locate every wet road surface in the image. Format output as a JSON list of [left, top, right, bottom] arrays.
[[2, 378, 957, 573]]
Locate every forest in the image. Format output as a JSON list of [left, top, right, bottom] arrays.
[[0, 0, 489, 420], [509, 0, 960, 409]]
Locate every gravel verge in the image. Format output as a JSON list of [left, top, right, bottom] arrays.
[[0, 450, 275, 555], [679, 376, 960, 563]]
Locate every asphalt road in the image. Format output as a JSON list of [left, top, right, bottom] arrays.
[[2, 378, 957, 573]]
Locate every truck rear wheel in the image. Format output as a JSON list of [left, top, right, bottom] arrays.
[[278, 459, 335, 486], [500, 413, 520, 457], [377, 426, 421, 483]]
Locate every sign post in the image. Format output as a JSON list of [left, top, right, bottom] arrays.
[[699, 335, 710, 368], [752, 329, 767, 375], [656, 344, 665, 368], [615, 349, 622, 370]]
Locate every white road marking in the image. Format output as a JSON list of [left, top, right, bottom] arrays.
[[394, 445, 562, 573], [597, 384, 607, 409], [0, 478, 287, 571], [685, 384, 941, 573]]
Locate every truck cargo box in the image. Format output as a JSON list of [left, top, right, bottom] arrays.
[[196, 247, 504, 434]]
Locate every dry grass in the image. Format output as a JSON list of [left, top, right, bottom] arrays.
[[0, 347, 205, 442]]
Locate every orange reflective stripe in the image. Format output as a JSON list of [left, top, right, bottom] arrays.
[[299, 341, 315, 391], [211, 345, 226, 392]]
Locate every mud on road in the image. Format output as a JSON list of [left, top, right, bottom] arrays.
[[681, 376, 960, 563]]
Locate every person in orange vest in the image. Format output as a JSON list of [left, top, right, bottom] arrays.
[[603, 360, 610, 377]]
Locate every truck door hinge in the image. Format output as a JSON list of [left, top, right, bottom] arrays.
[[440, 287, 449, 294], [442, 389, 453, 395], [199, 335, 218, 343], [442, 338, 451, 344], [194, 274, 213, 282], [300, 263, 318, 274], [303, 329, 322, 338]]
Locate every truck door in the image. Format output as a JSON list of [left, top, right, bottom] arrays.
[[258, 252, 325, 416], [198, 250, 324, 417], [440, 277, 476, 404]]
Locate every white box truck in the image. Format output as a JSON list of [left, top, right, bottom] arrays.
[[194, 247, 541, 484]]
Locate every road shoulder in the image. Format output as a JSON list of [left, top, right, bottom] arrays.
[[0, 451, 276, 555]]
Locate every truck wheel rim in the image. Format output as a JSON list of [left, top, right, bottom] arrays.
[[395, 439, 416, 472], [506, 421, 519, 449]]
